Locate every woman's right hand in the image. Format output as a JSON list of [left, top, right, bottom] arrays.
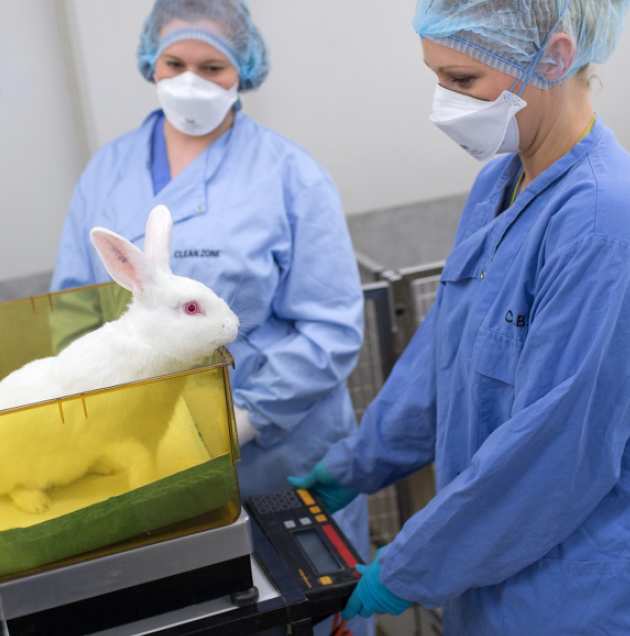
[[288, 462, 359, 513]]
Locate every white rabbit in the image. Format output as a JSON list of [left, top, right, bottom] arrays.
[[0, 205, 239, 514]]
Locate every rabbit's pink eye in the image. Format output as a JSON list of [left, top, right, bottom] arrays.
[[184, 301, 203, 316]]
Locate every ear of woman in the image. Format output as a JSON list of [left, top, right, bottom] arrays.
[[542, 33, 578, 82]]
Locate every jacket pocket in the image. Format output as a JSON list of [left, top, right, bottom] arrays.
[[473, 329, 523, 443], [437, 246, 484, 370]]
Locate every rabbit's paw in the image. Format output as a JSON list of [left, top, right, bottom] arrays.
[[10, 488, 51, 514], [90, 457, 117, 476], [101, 440, 155, 490]]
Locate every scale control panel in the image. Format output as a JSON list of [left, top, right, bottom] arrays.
[[246, 488, 362, 601]]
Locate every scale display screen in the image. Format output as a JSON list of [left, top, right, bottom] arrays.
[[295, 529, 341, 574]]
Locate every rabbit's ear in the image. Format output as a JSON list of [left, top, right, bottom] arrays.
[[90, 228, 151, 294], [144, 205, 173, 272]]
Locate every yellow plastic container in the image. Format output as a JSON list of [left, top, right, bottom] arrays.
[[0, 283, 241, 580]]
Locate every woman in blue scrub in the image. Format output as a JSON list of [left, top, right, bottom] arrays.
[[51, 3, 371, 633], [292, 0, 630, 633]]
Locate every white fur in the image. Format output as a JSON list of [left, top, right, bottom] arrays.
[[0, 205, 239, 513]]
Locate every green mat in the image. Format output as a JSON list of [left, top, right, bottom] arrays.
[[0, 454, 235, 578]]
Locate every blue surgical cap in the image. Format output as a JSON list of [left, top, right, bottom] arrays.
[[138, 0, 269, 91], [414, 0, 630, 89]]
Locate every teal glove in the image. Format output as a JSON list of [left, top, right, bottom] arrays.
[[288, 462, 358, 514], [342, 556, 412, 620]]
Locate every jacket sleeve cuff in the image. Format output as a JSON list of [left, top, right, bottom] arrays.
[[233, 407, 257, 446], [232, 394, 288, 448], [321, 434, 364, 491]]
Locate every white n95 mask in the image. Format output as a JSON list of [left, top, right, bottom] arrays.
[[430, 86, 527, 161], [157, 71, 239, 137]]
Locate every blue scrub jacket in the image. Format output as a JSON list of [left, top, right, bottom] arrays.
[[50, 110, 370, 563], [325, 120, 630, 634]]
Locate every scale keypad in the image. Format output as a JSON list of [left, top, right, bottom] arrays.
[[251, 490, 302, 515]]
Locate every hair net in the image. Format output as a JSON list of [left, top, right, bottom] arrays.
[[414, 0, 630, 89], [138, 0, 269, 91]]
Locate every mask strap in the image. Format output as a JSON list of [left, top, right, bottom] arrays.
[[509, 0, 571, 97]]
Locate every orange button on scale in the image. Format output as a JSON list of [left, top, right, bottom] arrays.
[[319, 576, 333, 586], [296, 489, 316, 507], [309, 506, 321, 514], [315, 514, 328, 523]]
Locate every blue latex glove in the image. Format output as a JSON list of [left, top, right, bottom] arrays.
[[288, 462, 358, 514], [342, 556, 412, 620]]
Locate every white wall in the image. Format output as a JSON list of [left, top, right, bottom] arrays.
[[63, 0, 156, 153], [591, 27, 630, 142], [245, 2, 481, 214], [2, 2, 630, 282], [0, 0, 87, 281]]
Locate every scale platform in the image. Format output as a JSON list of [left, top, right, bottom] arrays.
[[0, 511, 255, 635]]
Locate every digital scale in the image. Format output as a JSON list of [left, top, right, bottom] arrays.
[[0, 489, 362, 635]]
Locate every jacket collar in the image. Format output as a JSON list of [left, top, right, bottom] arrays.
[[441, 119, 606, 282], [110, 109, 239, 244], [490, 118, 606, 256]]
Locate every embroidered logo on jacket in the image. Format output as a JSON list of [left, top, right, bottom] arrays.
[[505, 311, 528, 328], [174, 249, 221, 259]]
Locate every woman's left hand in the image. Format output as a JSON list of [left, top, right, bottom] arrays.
[[342, 555, 412, 620]]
